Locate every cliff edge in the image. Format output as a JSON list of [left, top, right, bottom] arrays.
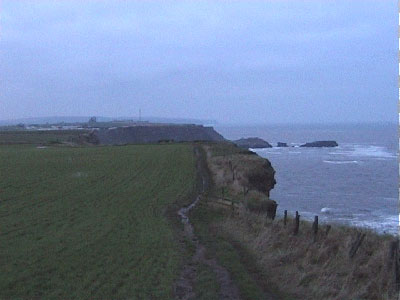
[[84, 124, 225, 145]]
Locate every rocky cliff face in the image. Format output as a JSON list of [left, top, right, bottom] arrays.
[[204, 143, 276, 197], [89, 124, 225, 145]]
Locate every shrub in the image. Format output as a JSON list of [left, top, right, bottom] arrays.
[[49, 139, 62, 145], [245, 191, 277, 216]]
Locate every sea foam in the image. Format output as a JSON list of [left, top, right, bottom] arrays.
[[330, 145, 396, 159], [323, 160, 359, 164]]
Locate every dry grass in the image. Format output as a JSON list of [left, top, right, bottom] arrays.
[[201, 142, 398, 300], [210, 206, 397, 300], [203, 144, 275, 199]]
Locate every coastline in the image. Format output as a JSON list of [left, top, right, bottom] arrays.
[[193, 141, 398, 299], [251, 142, 397, 236]]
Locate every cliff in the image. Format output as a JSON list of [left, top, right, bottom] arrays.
[[86, 124, 225, 145], [204, 142, 276, 197]]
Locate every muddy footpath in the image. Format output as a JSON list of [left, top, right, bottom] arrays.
[[174, 146, 241, 300]]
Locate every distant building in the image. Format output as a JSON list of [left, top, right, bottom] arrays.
[[89, 117, 97, 125]]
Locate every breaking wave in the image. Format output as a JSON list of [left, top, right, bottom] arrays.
[[330, 145, 397, 159], [323, 160, 359, 164]]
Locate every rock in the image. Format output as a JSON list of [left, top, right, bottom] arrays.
[[208, 143, 276, 198], [300, 141, 338, 148], [246, 196, 277, 217], [241, 158, 276, 196], [233, 137, 272, 149], [277, 142, 288, 147]]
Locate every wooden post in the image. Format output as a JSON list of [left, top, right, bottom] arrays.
[[272, 204, 277, 220], [349, 232, 366, 258], [312, 216, 318, 242], [266, 203, 277, 220], [388, 239, 400, 291], [325, 225, 331, 237], [387, 240, 398, 269], [396, 242, 400, 292], [228, 160, 235, 181], [293, 211, 300, 235], [283, 210, 287, 226], [221, 187, 224, 199]]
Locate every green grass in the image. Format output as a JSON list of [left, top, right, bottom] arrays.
[[190, 204, 266, 300], [204, 141, 247, 157], [0, 144, 196, 299], [0, 130, 86, 145], [194, 263, 220, 300]]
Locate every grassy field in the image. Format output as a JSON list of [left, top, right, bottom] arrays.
[[0, 144, 196, 299], [2, 139, 393, 299], [0, 130, 87, 145]]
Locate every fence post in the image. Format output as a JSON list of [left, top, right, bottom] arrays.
[[388, 239, 400, 291], [387, 240, 397, 269], [349, 232, 366, 258], [293, 211, 300, 235], [267, 203, 277, 220], [272, 204, 277, 220], [284, 210, 287, 226], [396, 241, 400, 293], [312, 216, 318, 242], [325, 225, 331, 237]]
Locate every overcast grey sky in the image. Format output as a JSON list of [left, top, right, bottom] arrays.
[[0, 1, 397, 124]]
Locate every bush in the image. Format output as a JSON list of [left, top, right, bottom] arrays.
[[48, 139, 62, 145], [239, 150, 257, 155], [245, 191, 277, 216]]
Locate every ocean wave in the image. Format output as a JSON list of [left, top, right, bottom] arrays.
[[323, 160, 359, 164], [329, 145, 396, 159], [348, 218, 398, 235], [320, 210, 398, 234], [383, 197, 398, 201], [251, 148, 282, 154], [352, 145, 397, 158], [251, 147, 275, 151], [321, 207, 336, 214], [283, 209, 397, 234]]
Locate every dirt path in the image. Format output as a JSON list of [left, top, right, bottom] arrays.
[[174, 147, 241, 300]]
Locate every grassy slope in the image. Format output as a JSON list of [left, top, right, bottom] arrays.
[[190, 144, 288, 300], [190, 205, 268, 300], [216, 212, 396, 300], [194, 143, 397, 300], [0, 144, 195, 299]]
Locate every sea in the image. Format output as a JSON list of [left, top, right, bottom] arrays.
[[216, 123, 399, 235]]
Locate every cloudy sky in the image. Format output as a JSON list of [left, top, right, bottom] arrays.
[[0, 1, 397, 124]]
